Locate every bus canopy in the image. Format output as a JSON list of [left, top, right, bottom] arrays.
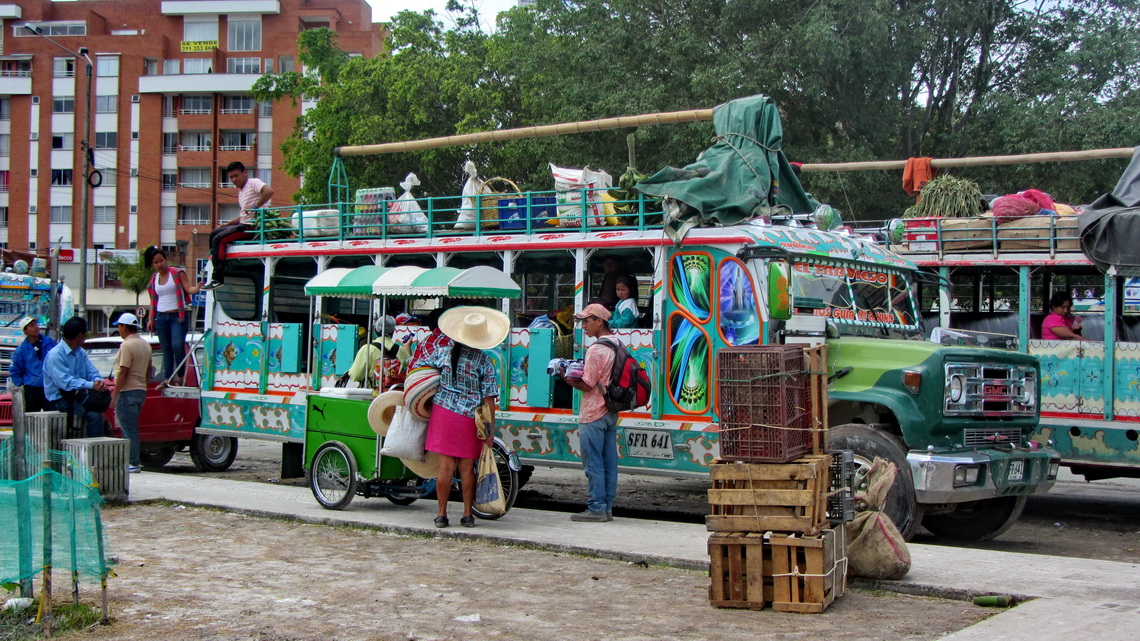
[[303, 265, 521, 299]]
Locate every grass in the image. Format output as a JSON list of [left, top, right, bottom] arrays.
[[0, 600, 104, 640]]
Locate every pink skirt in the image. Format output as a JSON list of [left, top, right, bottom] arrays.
[[425, 405, 482, 460]]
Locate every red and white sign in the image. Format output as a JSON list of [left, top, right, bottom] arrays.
[[57, 249, 75, 262]]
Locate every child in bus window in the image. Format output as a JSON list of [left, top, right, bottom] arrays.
[[610, 275, 639, 329], [1041, 291, 1083, 340]]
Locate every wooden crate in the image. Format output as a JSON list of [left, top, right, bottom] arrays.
[[804, 345, 829, 454], [707, 532, 773, 609], [769, 526, 846, 614], [706, 455, 831, 534]]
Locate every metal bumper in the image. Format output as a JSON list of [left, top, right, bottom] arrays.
[[907, 447, 1059, 504]]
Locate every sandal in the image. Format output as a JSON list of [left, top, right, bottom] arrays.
[[460, 515, 475, 528], [434, 516, 449, 528]]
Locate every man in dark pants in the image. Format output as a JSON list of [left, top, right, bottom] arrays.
[[8, 316, 57, 412], [201, 161, 274, 290], [110, 313, 152, 473], [44, 316, 108, 438]]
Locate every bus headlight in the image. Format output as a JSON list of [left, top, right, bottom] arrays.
[[953, 464, 983, 487], [948, 375, 965, 403]]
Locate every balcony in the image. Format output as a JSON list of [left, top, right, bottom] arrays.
[[178, 181, 210, 189], [162, 146, 178, 155], [179, 108, 212, 116], [219, 144, 252, 152], [178, 144, 212, 152], [139, 74, 262, 94], [220, 108, 253, 115], [0, 76, 31, 95]]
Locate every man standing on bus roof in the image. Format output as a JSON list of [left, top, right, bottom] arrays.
[[9, 316, 57, 413], [200, 161, 274, 291], [564, 303, 619, 522]]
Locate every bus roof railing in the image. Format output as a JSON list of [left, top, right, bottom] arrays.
[[872, 215, 1084, 259]]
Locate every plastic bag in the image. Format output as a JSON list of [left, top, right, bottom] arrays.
[[474, 446, 507, 515], [379, 406, 429, 461], [455, 161, 485, 230], [551, 163, 613, 228], [389, 173, 429, 234], [844, 458, 911, 579]]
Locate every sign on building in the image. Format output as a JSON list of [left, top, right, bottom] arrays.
[[180, 41, 218, 52]]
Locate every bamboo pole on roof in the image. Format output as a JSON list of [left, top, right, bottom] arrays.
[[798, 147, 1137, 173], [334, 108, 715, 156]]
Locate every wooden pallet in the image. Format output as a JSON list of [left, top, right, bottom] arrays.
[[706, 454, 831, 534], [804, 345, 829, 455], [707, 532, 773, 609], [769, 526, 846, 614]]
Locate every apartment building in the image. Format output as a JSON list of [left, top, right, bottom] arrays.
[[0, 0, 382, 326]]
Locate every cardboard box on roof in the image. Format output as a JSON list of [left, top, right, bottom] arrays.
[[997, 215, 1080, 251], [940, 217, 995, 251]]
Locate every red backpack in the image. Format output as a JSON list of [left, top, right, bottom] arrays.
[[597, 337, 652, 412]]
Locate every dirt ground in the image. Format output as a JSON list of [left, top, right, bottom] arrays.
[[75, 504, 990, 641]]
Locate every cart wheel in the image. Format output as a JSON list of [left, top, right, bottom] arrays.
[[310, 441, 358, 510], [471, 441, 519, 520]]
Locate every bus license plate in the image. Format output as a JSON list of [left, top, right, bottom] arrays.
[[1008, 460, 1025, 482], [626, 429, 674, 460], [984, 384, 1008, 396]]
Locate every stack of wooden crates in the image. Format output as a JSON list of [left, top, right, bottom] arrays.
[[708, 344, 848, 613]]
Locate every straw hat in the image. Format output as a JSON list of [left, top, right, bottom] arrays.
[[400, 450, 440, 479], [403, 367, 440, 421], [367, 390, 405, 437], [438, 306, 510, 350]]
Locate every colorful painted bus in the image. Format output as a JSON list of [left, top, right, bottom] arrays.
[[194, 182, 1057, 539]]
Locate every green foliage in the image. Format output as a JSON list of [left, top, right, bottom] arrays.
[[903, 175, 985, 219], [257, 0, 1140, 220], [0, 600, 103, 640], [103, 251, 152, 306]]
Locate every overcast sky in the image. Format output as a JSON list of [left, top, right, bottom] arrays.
[[366, 0, 521, 31]]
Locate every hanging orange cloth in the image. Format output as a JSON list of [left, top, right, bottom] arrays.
[[902, 157, 936, 196]]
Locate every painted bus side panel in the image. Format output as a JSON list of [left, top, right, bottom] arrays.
[[1114, 343, 1140, 418], [1032, 421, 1140, 470], [1031, 340, 1105, 415], [269, 322, 305, 373], [319, 324, 358, 380], [201, 390, 306, 441]]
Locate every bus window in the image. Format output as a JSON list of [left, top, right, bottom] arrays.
[[213, 275, 259, 321]]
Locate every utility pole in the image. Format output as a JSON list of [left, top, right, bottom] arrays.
[[25, 26, 92, 319]]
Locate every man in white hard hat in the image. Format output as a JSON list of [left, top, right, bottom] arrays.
[[8, 316, 57, 412], [111, 313, 152, 473]]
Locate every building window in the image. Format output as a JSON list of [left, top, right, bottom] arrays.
[[226, 57, 260, 74], [163, 95, 176, 117], [50, 205, 72, 223], [278, 55, 294, 73], [0, 134, 9, 157], [95, 132, 117, 149], [53, 57, 76, 78], [162, 133, 178, 155], [219, 131, 255, 151], [219, 204, 240, 222], [51, 133, 73, 150], [181, 95, 212, 114], [178, 204, 210, 225], [161, 206, 176, 229], [51, 169, 74, 186], [162, 172, 177, 191], [99, 168, 116, 188], [184, 16, 219, 42], [259, 100, 273, 117], [0, 207, 7, 228], [163, 59, 180, 75], [94, 205, 116, 224], [143, 58, 159, 76], [222, 96, 254, 114], [96, 57, 119, 77], [227, 18, 261, 52], [52, 97, 74, 114], [0, 171, 8, 192], [95, 95, 118, 113], [179, 167, 211, 188], [183, 58, 213, 75], [179, 132, 211, 152], [264, 58, 274, 73], [16, 22, 86, 37], [0, 60, 31, 77], [0, 99, 10, 120], [256, 168, 272, 185]]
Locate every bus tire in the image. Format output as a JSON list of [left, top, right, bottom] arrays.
[[139, 446, 176, 468], [921, 495, 1027, 541], [830, 423, 923, 540], [189, 433, 239, 472], [470, 441, 519, 520], [309, 441, 358, 510]]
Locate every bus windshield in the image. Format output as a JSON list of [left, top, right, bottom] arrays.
[[792, 261, 918, 330]]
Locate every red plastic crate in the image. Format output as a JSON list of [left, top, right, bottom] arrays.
[[716, 346, 811, 463]]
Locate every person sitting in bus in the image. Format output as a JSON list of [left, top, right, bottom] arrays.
[[610, 275, 640, 329], [348, 316, 410, 388], [1041, 292, 1084, 340], [598, 256, 636, 309]]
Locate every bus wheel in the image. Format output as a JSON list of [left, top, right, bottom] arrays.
[[829, 423, 923, 540], [921, 496, 1027, 541], [190, 433, 239, 472], [470, 441, 520, 520], [310, 442, 358, 510], [139, 446, 175, 468]]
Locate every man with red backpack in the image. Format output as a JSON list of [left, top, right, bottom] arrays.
[[565, 303, 620, 522]]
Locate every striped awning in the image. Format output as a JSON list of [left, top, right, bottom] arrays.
[[303, 265, 520, 299]]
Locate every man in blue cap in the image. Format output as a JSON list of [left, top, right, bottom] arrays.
[[8, 316, 57, 412]]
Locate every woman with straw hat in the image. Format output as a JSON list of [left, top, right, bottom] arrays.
[[418, 306, 509, 528]]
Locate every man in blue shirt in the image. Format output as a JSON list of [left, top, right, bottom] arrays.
[[8, 316, 57, 412], [44, 316, 108, 437]]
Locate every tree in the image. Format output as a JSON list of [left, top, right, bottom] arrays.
[[104, 251, 152, 307]]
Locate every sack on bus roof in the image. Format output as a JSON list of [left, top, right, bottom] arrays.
[[389, 173, 429, 235], [455, 160, 485, 230], [551, 163, 612, 228]]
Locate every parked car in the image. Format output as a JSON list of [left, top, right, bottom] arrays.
[[0, 333, 238, 472]]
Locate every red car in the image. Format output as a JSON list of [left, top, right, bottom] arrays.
[[1, 334, 237, 471]]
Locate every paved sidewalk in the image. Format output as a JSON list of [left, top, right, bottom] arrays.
[[128, 473, 1140, 640]]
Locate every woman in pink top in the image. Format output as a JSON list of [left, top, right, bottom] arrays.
[[1041, 292, 1083, 340]]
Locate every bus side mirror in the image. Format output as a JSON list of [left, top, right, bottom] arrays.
[[768, 261, 793, 321]]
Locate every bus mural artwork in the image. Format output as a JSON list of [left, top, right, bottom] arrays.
[[193, 95, 1058, 539]]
